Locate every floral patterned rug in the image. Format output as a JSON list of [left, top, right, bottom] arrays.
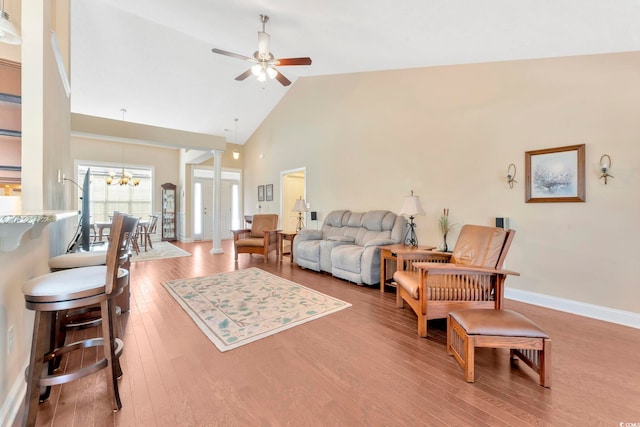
[[162, 267, 351, 352], [131, 241, 191, 262]]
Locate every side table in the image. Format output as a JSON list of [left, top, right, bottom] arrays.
[[379, 243, 435, 293], [278, 231, 297, 263]]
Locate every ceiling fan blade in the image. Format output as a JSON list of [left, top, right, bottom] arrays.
[[211, 48, 254, 62], [273, 69, 292, 86], [274, 57, 312, 66], [235, 69, 253, 81]]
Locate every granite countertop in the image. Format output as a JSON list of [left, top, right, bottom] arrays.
[[0, 210, 78, 224]]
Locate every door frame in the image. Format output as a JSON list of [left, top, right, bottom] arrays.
[[192, 167, 242, 241], [280, 167, 306, 232]]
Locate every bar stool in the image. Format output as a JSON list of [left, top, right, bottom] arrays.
[[22, 213, 138, 426]]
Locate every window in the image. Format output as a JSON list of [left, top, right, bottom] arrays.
[[77, 163, 153, 223]]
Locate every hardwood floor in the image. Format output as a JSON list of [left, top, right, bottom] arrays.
[[29, 240, 640, 426]]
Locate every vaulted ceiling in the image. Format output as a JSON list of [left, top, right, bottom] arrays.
[[70, 0, 640, 145]]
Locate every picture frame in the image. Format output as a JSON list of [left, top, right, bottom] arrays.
[[525, 144, 585, 203], [266, 184, 273, 201], [258, 185, 265, 202]]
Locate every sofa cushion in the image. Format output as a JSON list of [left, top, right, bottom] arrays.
[[326, 236, 355, 243], [331, 245, 364, 274]]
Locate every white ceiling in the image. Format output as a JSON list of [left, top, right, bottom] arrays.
[[70, 0, 640, 145]]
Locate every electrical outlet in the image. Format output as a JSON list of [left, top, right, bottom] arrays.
[[7, 326, 14, 355]]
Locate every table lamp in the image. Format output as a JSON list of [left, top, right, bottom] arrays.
[[291, 198, 308, 231], [400, 190, 425, 246]]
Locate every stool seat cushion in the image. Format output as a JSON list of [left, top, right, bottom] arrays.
[[450, 309, 549, 339], [49, 251, 107, 269], [23, 266, 128, 302]]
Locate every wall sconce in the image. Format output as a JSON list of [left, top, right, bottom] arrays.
[[506, 163, 517, 189], [599, 154, 613, 184], [232, 150, 240, 160]]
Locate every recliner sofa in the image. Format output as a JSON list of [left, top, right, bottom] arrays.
[[293, 210, 406, 285]]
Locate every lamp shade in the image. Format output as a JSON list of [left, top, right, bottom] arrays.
[[291, 198, 307, 213], [0, 10, 22, 45], [400, 194, 425, 217]]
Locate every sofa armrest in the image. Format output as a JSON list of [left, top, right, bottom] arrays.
[[296, 230, 323, 241], [364, 238, 396, 248]]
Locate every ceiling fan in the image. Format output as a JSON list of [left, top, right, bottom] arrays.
[[212, 14, 312, 87]]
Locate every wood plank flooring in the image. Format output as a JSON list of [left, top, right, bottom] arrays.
[[28, 240, 640, 426]]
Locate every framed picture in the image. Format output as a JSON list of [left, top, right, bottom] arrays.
[[525, 144, 585, 203], [266, 184, 273, 201], [258, 185, 265, 202]]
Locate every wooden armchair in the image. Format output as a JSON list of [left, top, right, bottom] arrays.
[[232, 214, 279, 262], [393, 224, 519, 337]]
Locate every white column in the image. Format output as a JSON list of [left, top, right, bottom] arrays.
[[210, 149, 224, 254]]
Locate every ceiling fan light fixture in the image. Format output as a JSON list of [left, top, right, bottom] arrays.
[[211, 13, 311, 87], [251, 63, 263, 76], [257, 31, 270, 58]]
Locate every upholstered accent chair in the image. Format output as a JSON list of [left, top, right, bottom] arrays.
[[232, 214, 279, 262], [393, 224, 518, 337]]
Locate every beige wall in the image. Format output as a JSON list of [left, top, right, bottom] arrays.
[[243, 51, 640, 315], [70, 134, 180, 216]]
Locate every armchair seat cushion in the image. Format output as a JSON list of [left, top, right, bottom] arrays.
[[394, 270, 420, 299], [235, 238, 268, 248]]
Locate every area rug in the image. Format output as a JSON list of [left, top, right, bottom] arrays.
[[131, 241, 191, 262], [162, 267, 351, 352]]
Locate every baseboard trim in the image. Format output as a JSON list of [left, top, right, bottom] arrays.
[[505, 288, 640, 329], [0, 362, 27, 427]]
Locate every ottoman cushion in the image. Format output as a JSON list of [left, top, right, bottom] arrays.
[[450, 309, 548, 339]]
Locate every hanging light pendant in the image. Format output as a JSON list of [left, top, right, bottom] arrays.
[[0, 0, 21, 45], [105, 109, 139, 186]]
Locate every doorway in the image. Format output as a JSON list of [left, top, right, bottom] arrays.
[[193, 168, 241, 241], [281, 168, 306, 232]]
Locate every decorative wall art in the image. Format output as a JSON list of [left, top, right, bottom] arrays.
[[525, 144, 585, 203], [258, 185, 265, 202], [266, 184, 273, 201]]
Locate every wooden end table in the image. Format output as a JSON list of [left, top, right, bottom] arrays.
[[278, 231, 297, 263], [379, 243, 435, 293]]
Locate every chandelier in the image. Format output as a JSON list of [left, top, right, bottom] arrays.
[[106, 168, 139, 186], [105, 108, 140, 186]]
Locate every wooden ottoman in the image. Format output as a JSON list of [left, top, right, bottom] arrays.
[[447, 309, 551, 387]]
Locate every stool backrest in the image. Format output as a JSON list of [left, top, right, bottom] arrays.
[[105, 213, 138, 295]]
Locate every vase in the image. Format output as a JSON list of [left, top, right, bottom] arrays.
[[438, 234, 448, 252]]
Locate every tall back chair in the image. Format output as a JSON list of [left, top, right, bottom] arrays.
[[393, 224, 519, 337], [22, 213, 138, 426], [232, 214, 279, 262]]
